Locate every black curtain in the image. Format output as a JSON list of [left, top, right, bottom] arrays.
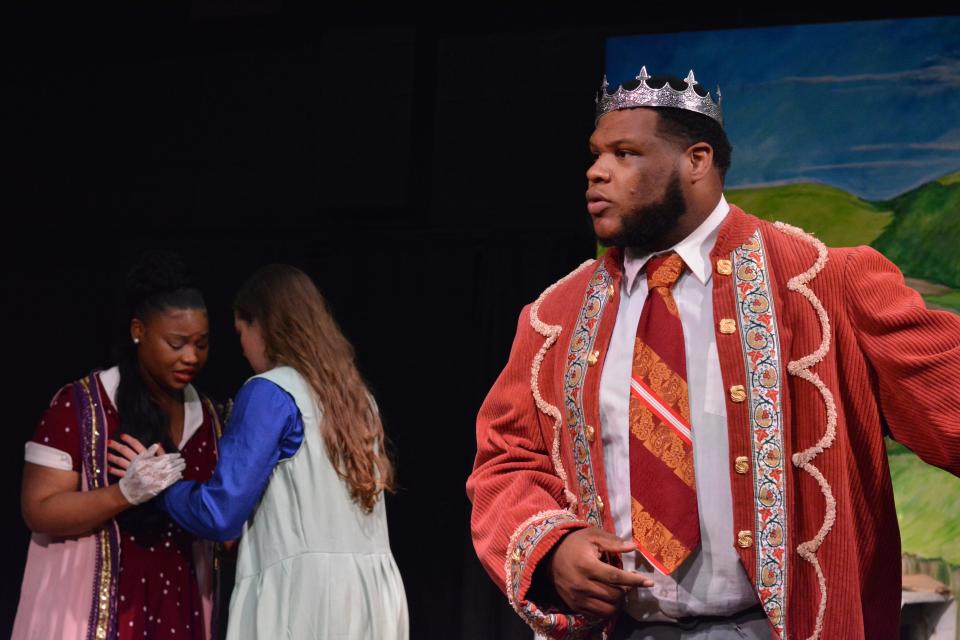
[[1, 5, 947, 638]]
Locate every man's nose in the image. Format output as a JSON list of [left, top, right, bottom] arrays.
[[586, 157, 610, 183]]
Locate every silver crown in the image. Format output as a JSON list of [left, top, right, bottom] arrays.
[[595, 67, 723, 125]]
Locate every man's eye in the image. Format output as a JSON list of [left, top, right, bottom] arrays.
[[615, 149, 633, 158]]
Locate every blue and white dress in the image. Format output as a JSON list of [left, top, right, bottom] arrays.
[[162, 366, 408, 640]]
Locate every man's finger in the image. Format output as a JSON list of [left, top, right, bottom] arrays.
[[575, 596, 619, 619], [604, 567, 654, 589], [583, 557, 654, 589], [590, 530, 636, 555], [573, 577, 626, 603]]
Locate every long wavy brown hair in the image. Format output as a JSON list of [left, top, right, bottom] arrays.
[[234, 264, 394, 512]]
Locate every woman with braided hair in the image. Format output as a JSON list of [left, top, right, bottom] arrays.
[[14, 251, 223, 640]]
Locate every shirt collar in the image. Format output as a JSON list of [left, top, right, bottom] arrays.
[[99, 365, 204, 449], [622, 194, 730, 292]]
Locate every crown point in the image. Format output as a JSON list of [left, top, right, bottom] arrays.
[[636, 66, 650, 81], [602, 75, 609, 89], [685, 70, 698, 88]]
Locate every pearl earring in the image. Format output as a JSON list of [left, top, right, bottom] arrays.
[[133, 337, 140, 344]]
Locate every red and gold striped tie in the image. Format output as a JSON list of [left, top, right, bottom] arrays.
[[628, 252, 699, 574]]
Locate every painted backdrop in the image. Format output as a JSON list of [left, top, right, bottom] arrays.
[[608, 15, 960, 635]]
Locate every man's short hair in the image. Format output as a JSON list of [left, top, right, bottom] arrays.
[[655, 106, 733, 181], [618, 75, 733, 180]]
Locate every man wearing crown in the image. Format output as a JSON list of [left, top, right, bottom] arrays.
[[467, 68, 960, 639]]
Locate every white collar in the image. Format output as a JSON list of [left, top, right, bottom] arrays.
[[622, 194, 730, 292], [98, 365, 204, 449]]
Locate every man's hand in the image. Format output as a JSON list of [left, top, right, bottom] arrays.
[[548, 527, 653, 618]]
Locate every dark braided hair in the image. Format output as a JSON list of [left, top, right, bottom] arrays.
[[112, 250, 205, 536]]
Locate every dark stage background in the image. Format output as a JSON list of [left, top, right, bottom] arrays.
[[2, 4, 951, 638]]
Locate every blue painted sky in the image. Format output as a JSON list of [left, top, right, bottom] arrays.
[[606, 17, 960, 201]]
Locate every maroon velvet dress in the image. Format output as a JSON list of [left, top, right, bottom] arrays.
[[29, 370, 219, 640]]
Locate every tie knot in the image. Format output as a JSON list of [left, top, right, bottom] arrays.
[[646, 252, 685, 290]]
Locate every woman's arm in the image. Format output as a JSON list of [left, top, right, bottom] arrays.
[[22, 383, 182, 536], [21, 384, 129, 536], [21, 464, 130, 537], [24, 441, 186, 537], [158, 378, 304, 542]]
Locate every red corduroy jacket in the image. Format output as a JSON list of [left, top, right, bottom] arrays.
[[467, 206, 960, 640]]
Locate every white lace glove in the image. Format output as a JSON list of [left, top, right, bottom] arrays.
[[118, 443, 187, 506]]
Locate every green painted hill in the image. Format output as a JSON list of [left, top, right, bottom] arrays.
[[725, 182, 892, 247], [871, 173, 960, 289], [924, 291, 960, 312], [938, 171, 960, 187], [886, 439, 960, 565]]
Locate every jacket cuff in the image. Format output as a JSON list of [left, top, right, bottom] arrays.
[[505, 510, 600, 638]]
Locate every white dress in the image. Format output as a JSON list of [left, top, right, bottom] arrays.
[[226, 366, 408, 640]]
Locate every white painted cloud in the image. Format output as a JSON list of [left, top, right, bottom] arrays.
[[782, 57, 960, 89], [794, 158, 959, 171], [850, 142, 960, 152]]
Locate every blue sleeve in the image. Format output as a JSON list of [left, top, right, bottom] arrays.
[[161, 377, 304, 542]]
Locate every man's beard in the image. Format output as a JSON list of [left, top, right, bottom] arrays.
[[599, 169, 687, 253]]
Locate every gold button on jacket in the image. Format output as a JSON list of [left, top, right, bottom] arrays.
[[587, 350, 600, 366], [734, 456, 750, 474], [596, 495, 604, 512], [716, 259, 733, 275], [737, 530, 754, 548], [729, 385, 747, 402], [719, 318, 737, 334], [585, 424, 596, 442]]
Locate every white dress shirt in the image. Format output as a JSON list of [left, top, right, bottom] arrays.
[[598, 195, 760, 620]]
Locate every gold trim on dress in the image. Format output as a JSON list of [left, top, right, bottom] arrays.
[[78, 377, 114, 640]]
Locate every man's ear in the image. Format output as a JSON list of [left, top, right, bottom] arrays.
[[686, 142, 715, 183]]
